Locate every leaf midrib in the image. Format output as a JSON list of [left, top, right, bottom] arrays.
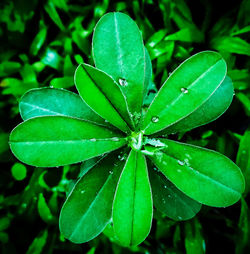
[[68, 169, 116, 240], [157, 152, 241, 196], [144, 59, 224, 133], [80, 65, 131, 131]]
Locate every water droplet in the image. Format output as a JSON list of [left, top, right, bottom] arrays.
[[177, 169, 182, 173], [118, 78, 128, 87], [111, 137, 119, 141], [184, 158, 190, 166], [81, 190, 85, 194], [164, 185, 167, 189], [177, 160, 185, 166], [90, 138, 96, 142], [181, 87, 188, 94], [178, 216, 182, 220], [109, 171, 113, 174], [168, 194, 171, 198], [151, 116, 159, 123], [104, 119, 109, 123]]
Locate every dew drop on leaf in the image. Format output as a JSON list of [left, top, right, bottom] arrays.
[[177, 160, 185, 166], [81, 190, 85, 194], [181, 87, 188, 94], [177, 169, 182, 173], [168, 194, 171, 198], [109, 171, 113, 175], [118, 78, 128, 87], [90, 138, 96, 142], [178, 216, 182, 220], [151, 116, 159, 123], [164, 185, 167, 189]]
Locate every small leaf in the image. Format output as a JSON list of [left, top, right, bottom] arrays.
[[236, 128, 250, 193], [30, 25, 47, 56], [211, 36, 250, 56], [75, 64, 133, 132], [37, 193, 54, 224], [59, 154, 123, 243], [149, 168, 201, 221], [11, 162, 27, 181], [19, 88, 106, 126], [147, 138, 245, 207], [26, 230, 48, 254], [158, 76, 234, 135], [184, 219, 205, 254], [142, 51, 227, 135], [112, 150, 153, 246], [9, 116, 126, 167], [93, 12, 146, 115], [44, 1, 65, 31], [50, 76, 74, 89]]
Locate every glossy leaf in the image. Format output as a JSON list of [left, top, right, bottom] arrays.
[[149, 169, 201, 221], [75, 64, 132, 132], [9, 116, 126, 167], [147, 139, 245, 207], [93, 12, 146, 115], [158, 76, 234, 135], [112, 150, 153, 247], [143, 48, 153, 98], [59, 154, 123, 243], [19, 88, 107, 126], [142, 51, 227, 135]]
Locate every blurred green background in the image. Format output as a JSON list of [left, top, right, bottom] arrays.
[[0, 0, 249, 253]]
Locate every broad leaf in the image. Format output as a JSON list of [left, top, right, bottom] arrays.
[[9, 116, 126, 167], [142, 51, 227, 135], [112, 150, 153, 246], [75, 63, 133, 132], [157, 76, 234, 135], [59, 154, 123, 243], [149, 168, 201, 221], [93, 12, 146, 116], [19, 88, 107, 126], [146, 139, 245, 207]]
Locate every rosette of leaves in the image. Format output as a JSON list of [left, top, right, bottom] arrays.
[[9, 12, 245, 247]]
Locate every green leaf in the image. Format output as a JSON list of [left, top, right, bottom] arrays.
[[37, 193, 54, 224], [211, 36, 250, 56], [59, 154, 123, 243], [149, 169, 201, 221], [50, 77, 74, 89], [26, 230, 48, 254], [19, 88, 107, 126], [112, 150, 153, 246], [184, 219, 205, 254], [146, 138, 245, 207], [30, 25, 47, 56], [143, 48, 153, 99], [75, 63, 133, 133], [9, 116, 126, 167], [158, 76, 234, 135], [93, 12, 146, 115], [44, 1, 65, 31], [142, 51, 227, 135], [11, 162, 27, 181], [236, 128, 250, 193]]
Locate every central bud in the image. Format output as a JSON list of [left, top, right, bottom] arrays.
[[129, 131, 144, 151]]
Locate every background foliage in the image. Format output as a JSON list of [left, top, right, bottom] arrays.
[[0, 0, 249, 253]]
